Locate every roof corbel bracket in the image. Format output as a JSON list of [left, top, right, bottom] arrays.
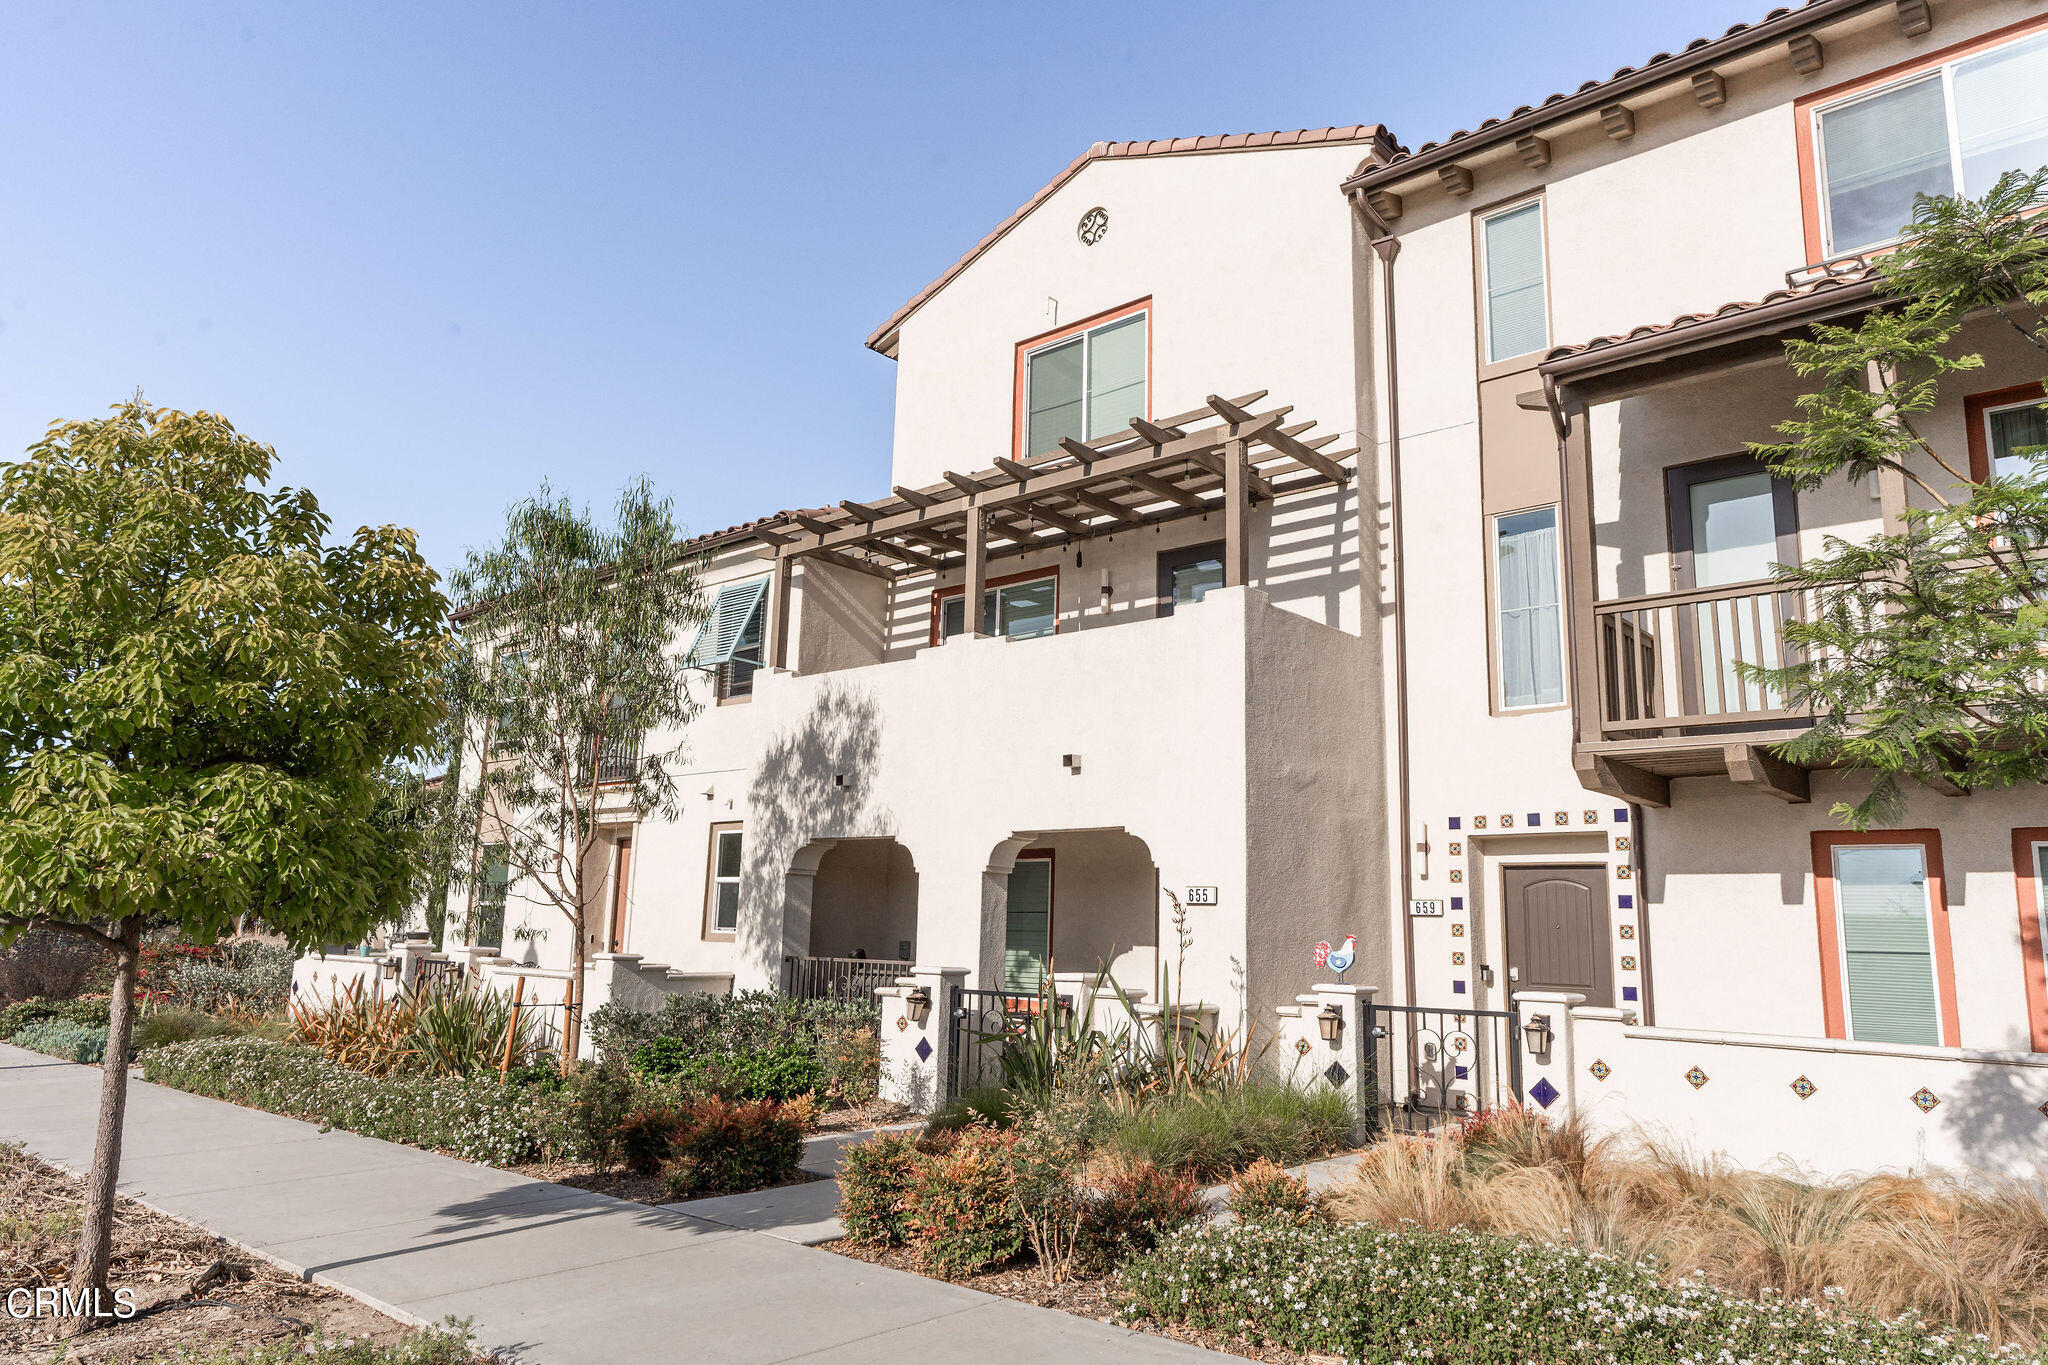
[[1515, 135, 1551, 170], [1895, 0, 1931, 36], [1438, 164, 1474, 196], [1599, 104, 1635, 141], [1365, 188, 1403, 222], [1789, 34, 1824, 75], [1692, 70, 1727, 109]]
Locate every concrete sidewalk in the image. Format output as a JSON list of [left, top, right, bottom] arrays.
[[0, 1044, 1225, 1365]]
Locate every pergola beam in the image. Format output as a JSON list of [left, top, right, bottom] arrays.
[[1122, 470, 1208, 511], [892, 485, 936, 509], [1068, 488, 1143, 525]]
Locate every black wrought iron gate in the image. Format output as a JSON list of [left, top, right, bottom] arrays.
[[1361, 1001, 1524, 1135]]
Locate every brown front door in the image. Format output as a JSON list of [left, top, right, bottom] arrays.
[[1503, 865, 1612, 1007], [605, 837, 633, 953]]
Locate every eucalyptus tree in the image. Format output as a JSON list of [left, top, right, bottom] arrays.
[[444, 479, 707, 1060], [1753, 169, 2048, 828], [0, 400, 450, 1310]]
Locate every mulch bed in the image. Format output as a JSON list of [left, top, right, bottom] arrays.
[[1, 1142, 415, 1365], [823, 1239, 1324, 1365]]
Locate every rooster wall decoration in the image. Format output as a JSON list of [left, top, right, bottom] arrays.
[[1314, 935, 1357, 976]]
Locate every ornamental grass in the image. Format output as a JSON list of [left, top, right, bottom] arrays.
[[1324, 1106, 2048, 1347]]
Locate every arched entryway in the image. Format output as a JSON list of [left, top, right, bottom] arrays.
[[781, 836, 919, 998], [980, 829, 1158, 995]]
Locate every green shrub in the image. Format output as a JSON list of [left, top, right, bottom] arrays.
[[0, 995, 109, 1039], [1225, 1158, 1329, 1227], [561, 1056, 641, 1173], [925, 1084, 1022, 1134], [618, 1102, 688, 1176], [142, 1037, 577, 1166], [659, 1097, 807, 1199], [165, 941, 296, 1015], [837, 1130, 922, 1247], [590, 989, 877, 1102], [657, 1045, 825, 1102], [10, 1018, 109, 1064], [132, 1007, 246, 1052], [1098, 1080, 1352, 1182], [1077, 1161, 1204, 1274], [1116, 1220, 2039, 1365], [902, 1127, 1025, 1279]]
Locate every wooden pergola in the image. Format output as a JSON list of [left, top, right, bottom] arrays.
[[754, 391, 1358, 668]]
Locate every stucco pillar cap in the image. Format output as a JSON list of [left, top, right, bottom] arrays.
[[1314, 984, 1378, 998], [1512, 990, 1588, 1007]]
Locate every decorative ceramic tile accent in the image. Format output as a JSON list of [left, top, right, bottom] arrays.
[[1685, 1065, 1709, 1090], [1325, 1061, 1350, 1087], [2038, 1100, 2048, 1119], [1616, 865, 1632, 880], [1501, 813, 1515, 827], [1615, 836, 1632, 851], [895, 1016, 910, 1032], [1473, 816, 1487, 829], [1452, 980, 1467, 994], [1451, 897, 1464, 910], [1618, 924, 1635, 940], [1615, 808, 1630, 823], [1526, 812, 1541, 827], [1448, 841, 1462, 856], [1588, 1058, 1611, 1081], [1621, 956, 1637, 971], [1791, 1075, 1817, 1100], [1618, 894, 1633, 909], [1554, 811, 1568, 826], [1530, 1076, 1559, 1108], [1449, 869, 1463, 883], [1911, 1087, 1940, 1113], [914, 1037, 933, 1063], [1294, 1037, 1312, 1056], [1451, 923, 1466, 937], [1452, 952, 1466, 965], [1455, 1064, 1470, 1080], [1448, 816, 1461, 830], [1583, 809, 1599, 824], [1622, 986, 1639, 1002]]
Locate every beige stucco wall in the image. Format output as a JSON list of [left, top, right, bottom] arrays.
[[807, 838, 920, 962]]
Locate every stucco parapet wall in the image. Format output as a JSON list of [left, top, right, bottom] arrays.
[[1605, 1022, 2048, 1071]]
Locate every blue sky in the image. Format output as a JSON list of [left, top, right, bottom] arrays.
[[1, 1, 1766, 576]]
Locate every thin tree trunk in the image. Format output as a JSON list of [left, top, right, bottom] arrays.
[[68, 917, 140, 1318]]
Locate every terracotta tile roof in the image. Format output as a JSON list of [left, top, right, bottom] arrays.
[[866, 124, 1397, 355], [1345, 0, 1879, 192], [1541, 255, 1882, 364]]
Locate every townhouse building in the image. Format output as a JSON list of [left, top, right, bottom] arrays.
[[295, 0, 2048, 1175]]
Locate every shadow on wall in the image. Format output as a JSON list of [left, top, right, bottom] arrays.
[[1938, 1059, 2048, 1177], [740, 680, 892, 976]]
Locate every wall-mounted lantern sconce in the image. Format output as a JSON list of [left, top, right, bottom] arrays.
[[904, 986, 932, 1026], [1098, 570, 1112, 605], [1525, 1013, 1553, 1056], [381, 958, 401, 981], [1316, 1003, 1345, 1043]]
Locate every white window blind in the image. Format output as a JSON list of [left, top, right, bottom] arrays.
[[1024, 313, 1147, 456], [1817, 31, 2048, 255], [1483, 203, 1548, 364], [1834, 845, 1942, 1047], [1495, 506, 1564, 709]]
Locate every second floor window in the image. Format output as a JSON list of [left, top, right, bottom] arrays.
[[1481, 201, 1548, 365], [690, 577, 770, 701], [1024, 311, 1146, 456], [1816, 29, 2048, 256], [937, 572, 1057, 643], [1494, 506, 1564, 710], [1988, 396, 2048, 480], [1156, 541, 1224, 617]]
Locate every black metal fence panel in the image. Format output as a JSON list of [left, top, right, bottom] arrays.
[[782, 955, 906, 1004], [1362, 1002, 1524, 1136]]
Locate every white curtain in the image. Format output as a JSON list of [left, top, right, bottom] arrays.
[[1496, 507, 1563, 709]]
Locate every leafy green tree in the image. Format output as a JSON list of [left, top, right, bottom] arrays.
[[444, 479, 706, 1060], [0, 400, 450, 1309], [1754, 170, 2048, 828]]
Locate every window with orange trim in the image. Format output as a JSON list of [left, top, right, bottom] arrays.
[[1965, 382, 2048, 483], [2014, 827, 2048, 1053], [1799, 19, 2048, 259], [1013, 300, 1149, 458], [1810, 830, 1959, 1048], [930, 569, 1059, 646]]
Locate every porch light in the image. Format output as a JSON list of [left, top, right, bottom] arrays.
[[904, 985, 933, 1026], [1316, 1003, 1344, 1043], [1525, 1013, 1554, 1056], [381, 958, 400, 981]]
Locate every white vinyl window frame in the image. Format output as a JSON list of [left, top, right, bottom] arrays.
[[2032, 840, 2048, 958], [1477, 197, 1550, 366], [1489, 504, 1567, 712], [706, 825, 743, 938], [1811, 28, 2048, 257], [1021, 309, 1148, 455], [1830, 841, 1946, 1048]]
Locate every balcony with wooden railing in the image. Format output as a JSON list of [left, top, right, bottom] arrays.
[[1574, 576, 1817, 806]]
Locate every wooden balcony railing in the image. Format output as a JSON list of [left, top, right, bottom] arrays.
[[1592, 577, 1815, 738]]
